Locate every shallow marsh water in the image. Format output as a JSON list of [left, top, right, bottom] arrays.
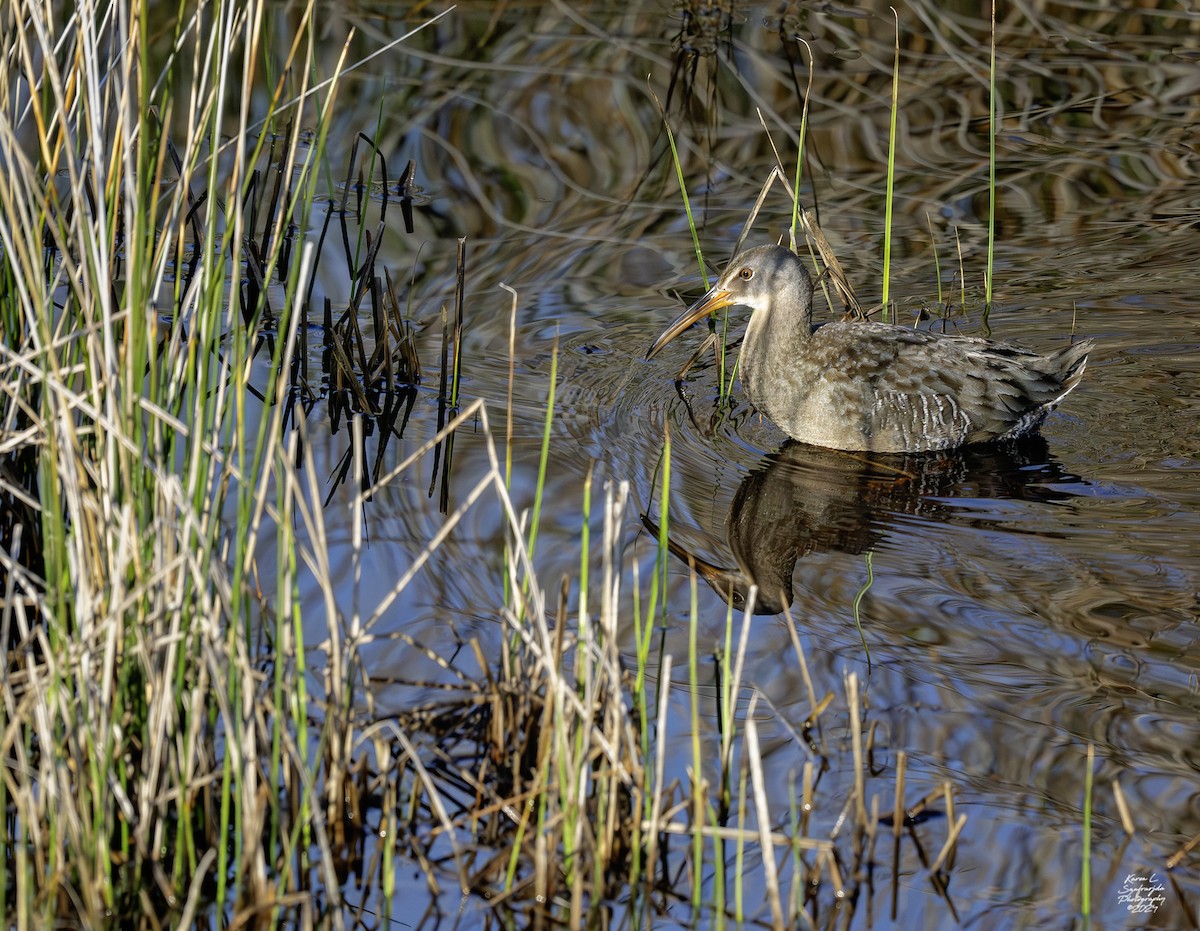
[[275, 1, 1200, 926]]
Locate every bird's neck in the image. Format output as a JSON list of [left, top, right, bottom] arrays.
[[738, 301, 814, 421]]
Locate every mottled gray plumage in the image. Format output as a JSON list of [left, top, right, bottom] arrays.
[[647, 244, 1092, 453]]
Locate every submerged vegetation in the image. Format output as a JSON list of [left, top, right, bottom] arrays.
[[2, 0, 1199, 928]]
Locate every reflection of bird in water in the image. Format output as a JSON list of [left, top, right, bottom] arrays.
[[645, 437, 1083, 615], [646, 245, 1092, 453]]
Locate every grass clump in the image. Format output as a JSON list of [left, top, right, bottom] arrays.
[[0, 0, 437, 924]]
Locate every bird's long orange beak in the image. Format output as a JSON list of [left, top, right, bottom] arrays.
[[645, 287, 735, 360]]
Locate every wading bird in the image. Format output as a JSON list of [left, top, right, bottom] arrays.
[[646, 244, 1092, 453]]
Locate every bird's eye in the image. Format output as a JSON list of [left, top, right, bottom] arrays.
[[739, 267, 753, 281]]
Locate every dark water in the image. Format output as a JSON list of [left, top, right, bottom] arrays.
[[281, 2, 1200, 926]]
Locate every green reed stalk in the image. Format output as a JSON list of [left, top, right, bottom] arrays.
[[1082, 742, 1094, 921], [688, 567, 704, 916], [504, 758, 542, 890], [882, 9, 900, 323], [503, 283, 519, 484], [790, 41, 815, 251], [451, 238, 467, 413], [640, 435, 672, 728], [987, 0, 997, 307], [719, 604, 736, 815], [789, 778, 803, 920], [639, 458, 669, 912], [709, 605, 730, 925], [632, 436, 672, 920], [578, 464, 593, 679], [567, 466, 597, 899], [735, 752, 749, 922], [710, 800, 726, 928], [627, 590, 647, 927], [655, 96, 707, 290], [657, 94, 734, 399], [927, 211, 944, 312], [217, 1, 297, 906], [527, 337, 558, 559]]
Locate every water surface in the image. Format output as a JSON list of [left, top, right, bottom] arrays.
[[285, 2, 1200, 926]]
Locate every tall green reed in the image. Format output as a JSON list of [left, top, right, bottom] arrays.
[[882, 9, 901, 323], [0, 0, 441, 923]]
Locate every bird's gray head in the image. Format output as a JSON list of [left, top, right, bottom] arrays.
[[646, 244, 814, 361], [712, 244, 814, 318]]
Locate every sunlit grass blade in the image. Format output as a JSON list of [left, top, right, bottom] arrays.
[[1082, 742, 1094, 921], [789, 39, 815, 252], [987, 0, 998, 308], [882, 8, 901, 323], [527, 335, 558, 560]]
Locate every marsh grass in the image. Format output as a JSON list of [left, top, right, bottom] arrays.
[[987, 0, 999, 311], [0, 0, 442, 924], [1082, 742, 1095, 921], [372, 459, 972, 925], [881, 9, 901, 323]]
